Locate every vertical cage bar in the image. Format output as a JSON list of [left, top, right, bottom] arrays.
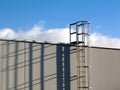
[[69, 25, 71, 43]]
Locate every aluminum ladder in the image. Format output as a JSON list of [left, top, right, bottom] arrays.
[[69, 21, 90, 90]]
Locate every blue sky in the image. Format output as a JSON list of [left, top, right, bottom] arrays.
[[0, 0, 120, 38]]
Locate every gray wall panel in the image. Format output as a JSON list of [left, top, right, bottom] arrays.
[[90, 48, 120, 90], [0, 40, 120, 90]]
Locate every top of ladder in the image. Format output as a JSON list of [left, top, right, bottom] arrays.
[[69, 21, 90, 45], [69, 21, 90, 26]]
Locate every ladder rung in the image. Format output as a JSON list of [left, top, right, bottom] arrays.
[[70, 41, 84, 44], [70, 50, 85, 54], [71, 75, 77, 78], [70, 48, 77, 51], [79, 49, 84, 51], [77, 33, 89, 35], [78, 49, 85, 51], [71, 78, 77, 81], [79, 56, 85, 57], [78, 87, 89, 88], [70, 22, 77, 26], [77, 23, 84, 26], [77, 66, 88, 68], [71, 48, 84, 51], [70, 32, 76, 34], [79, 76, 86, 78], [77, 66, 89, 68]]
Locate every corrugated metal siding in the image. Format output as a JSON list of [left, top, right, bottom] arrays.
[[0, 40, 120, 90], [0, 40, 72, 90], [0, 41, 58, 90]]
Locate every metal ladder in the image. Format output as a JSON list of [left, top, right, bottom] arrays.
[[69, 21, 90, 90]]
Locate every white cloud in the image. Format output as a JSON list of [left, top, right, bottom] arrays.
[[0, 24, 120, 48], [0, 28, 16, 39], [0, 24, 70, 43], [16, 24, 44, 40], [90, 33, 120, 48]]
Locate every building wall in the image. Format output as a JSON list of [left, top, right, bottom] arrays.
[[0, 40, 120, 90], [0, 40, 57, 90], [90, 47, 120, 90]]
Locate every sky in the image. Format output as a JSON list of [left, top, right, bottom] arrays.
[[0, 0, 120, 48]]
